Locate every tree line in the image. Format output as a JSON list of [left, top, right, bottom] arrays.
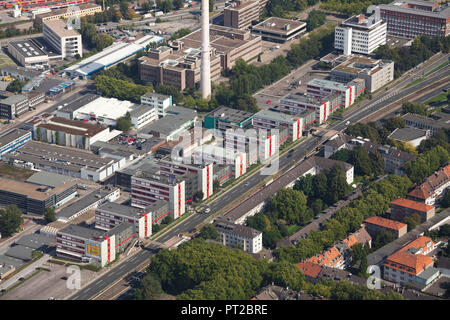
[[320, 0, 390, 17], [375, 36, 450, 78], [274, 174, 412, 263], [133, 239, 402, 300]]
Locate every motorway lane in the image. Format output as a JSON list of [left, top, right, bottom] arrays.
[[68, 249, 154, 300], [69, 55, 449, 300]]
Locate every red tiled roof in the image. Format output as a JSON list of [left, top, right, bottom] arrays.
[[391, 198, 434, 212], [364, 216, 407, 231], [384, 251, 433, 275], [407, 164, 450, 200], [307, 246, 343, 268], [297, 261, 323, 278], [400, 235, 434, 254], [343, 234, 358, 248]]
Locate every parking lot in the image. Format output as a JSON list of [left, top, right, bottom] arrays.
[[253, 58, 328, 109], [0, 262, 98, 300]]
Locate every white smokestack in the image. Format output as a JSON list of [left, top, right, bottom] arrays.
[[201, 0, 211, 99]]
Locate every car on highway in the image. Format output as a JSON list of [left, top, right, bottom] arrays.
[[345, 121, 350, 125], [204, 207, 211, 214]]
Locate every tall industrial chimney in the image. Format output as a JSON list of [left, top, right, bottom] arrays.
[[201, 0, 211, 99]]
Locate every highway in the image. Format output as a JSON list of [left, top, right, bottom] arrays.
[[68, 54, 449, 300]]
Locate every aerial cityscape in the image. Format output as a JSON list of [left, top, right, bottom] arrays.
[[0, 0, 448, 308]]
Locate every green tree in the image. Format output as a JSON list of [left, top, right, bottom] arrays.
[[353, 146, 372, 176], [373, 229, 395, 251], [6, 79, 25, 93], [402, 212, 421, 231], [44, 207, 56, 223], [116, 117, 132, 132], [134, 272, 163, 300], [383, 116, 405, 132], [326, 164, 351, 205], [306, 10, 326, 31], [402, 102, 429, 116], [0, 205, 24, 237], [198, 224, 219, 240]]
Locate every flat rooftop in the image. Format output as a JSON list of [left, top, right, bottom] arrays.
[[9, 38, 48, 58], [254, 109, 296, 123], [214, 218, 262, 238], [253, 17, 306, 34], [341, 13, 386, 30], [379, 1, 450, 19], [26, 170, 76, 188], [75, 97, 138, 121], [332, 56, 391, 75], [58, 224, 107, 240], [10, 141, 118, 172], [36, 3, 101, 19], [97, 201, 145, 219], [56, 187, 119, 220], [206, 106, 254, 124], [307, 78, 349, 91], [1, 94, 28, 106], [142, 106, 197, 136], [43, 19, 81, 38], [56, 93, 101, 114], [0, 176, 76, 201], [0, 128, 30, 146], [388, 127, 429, 142]]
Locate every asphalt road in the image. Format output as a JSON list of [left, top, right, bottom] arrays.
[[69, 53, 450, 300]]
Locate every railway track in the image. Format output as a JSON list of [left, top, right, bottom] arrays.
[[361, 75, 450, 124]]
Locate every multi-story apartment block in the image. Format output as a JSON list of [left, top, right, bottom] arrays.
[[383, 236, 439, 289], [35, 3, 102, 24], [279, 92, 341, 124], [56, 224, 116, 267], [402, 113, 449, 136], [334, 11, 387, 55], [159, 159, 214, 200], [252, 109, 303, 143], [131, 171, 185, 219], [193, 145, 247, 179], [364, 216, 408, 238], [43, 19, 82, 59], [214, 218, 263, 253], [95, 202, 152, 239], [129, 106, 158, 129], [406, 164, 450, 205], [379, 0, 450, 38], [390, 198, 435, 223], [330, 56, 394, 93], [307, 79, 359, 109]]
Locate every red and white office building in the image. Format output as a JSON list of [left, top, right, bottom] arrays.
[[131, 171, 185, 219], [307, 79, 357, 109], [252, 109, 303, 143], [56, 224, 116, 267], [279, 92, 341, 125], [158, 159, 213, 201], [193, 144, 247, 179], [223, 129, 277, 165], [95, 202, 152, 239]]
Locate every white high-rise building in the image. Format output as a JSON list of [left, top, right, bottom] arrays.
[[43, 19, 82, 59], [334, 10, 386, 55]]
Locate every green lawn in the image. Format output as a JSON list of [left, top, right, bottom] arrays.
[[425, 91, 447, 105]]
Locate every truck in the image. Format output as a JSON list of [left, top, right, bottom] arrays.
[[155, 11, 163, 16]]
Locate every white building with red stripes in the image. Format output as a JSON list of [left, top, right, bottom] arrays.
[[193, 144, 247, 179], [56, 224, 116, 267], [252, 109, 303, 142], [306, 79, 356, 109], [279, 93, 341, 125], [131, 171, 185, 219], [223, 129, 278, 165], [95, 202, 152, 239], [159, 159, 213, 200]]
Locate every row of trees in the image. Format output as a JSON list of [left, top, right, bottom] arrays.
[[94, 75, 153, 103], [403, 145, 449, 184], [264, 0, 320, 18], [294, 164, 352, 209], [134, 239, 402, 300], [274, 175, 412, 263], [402, 102, 429, 117], [320, 0, 390, 17], [0, 22, 42, 40], [306, 10, 327, 31], [375, 36, 450, 78], [330, 146, 385, 178]]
